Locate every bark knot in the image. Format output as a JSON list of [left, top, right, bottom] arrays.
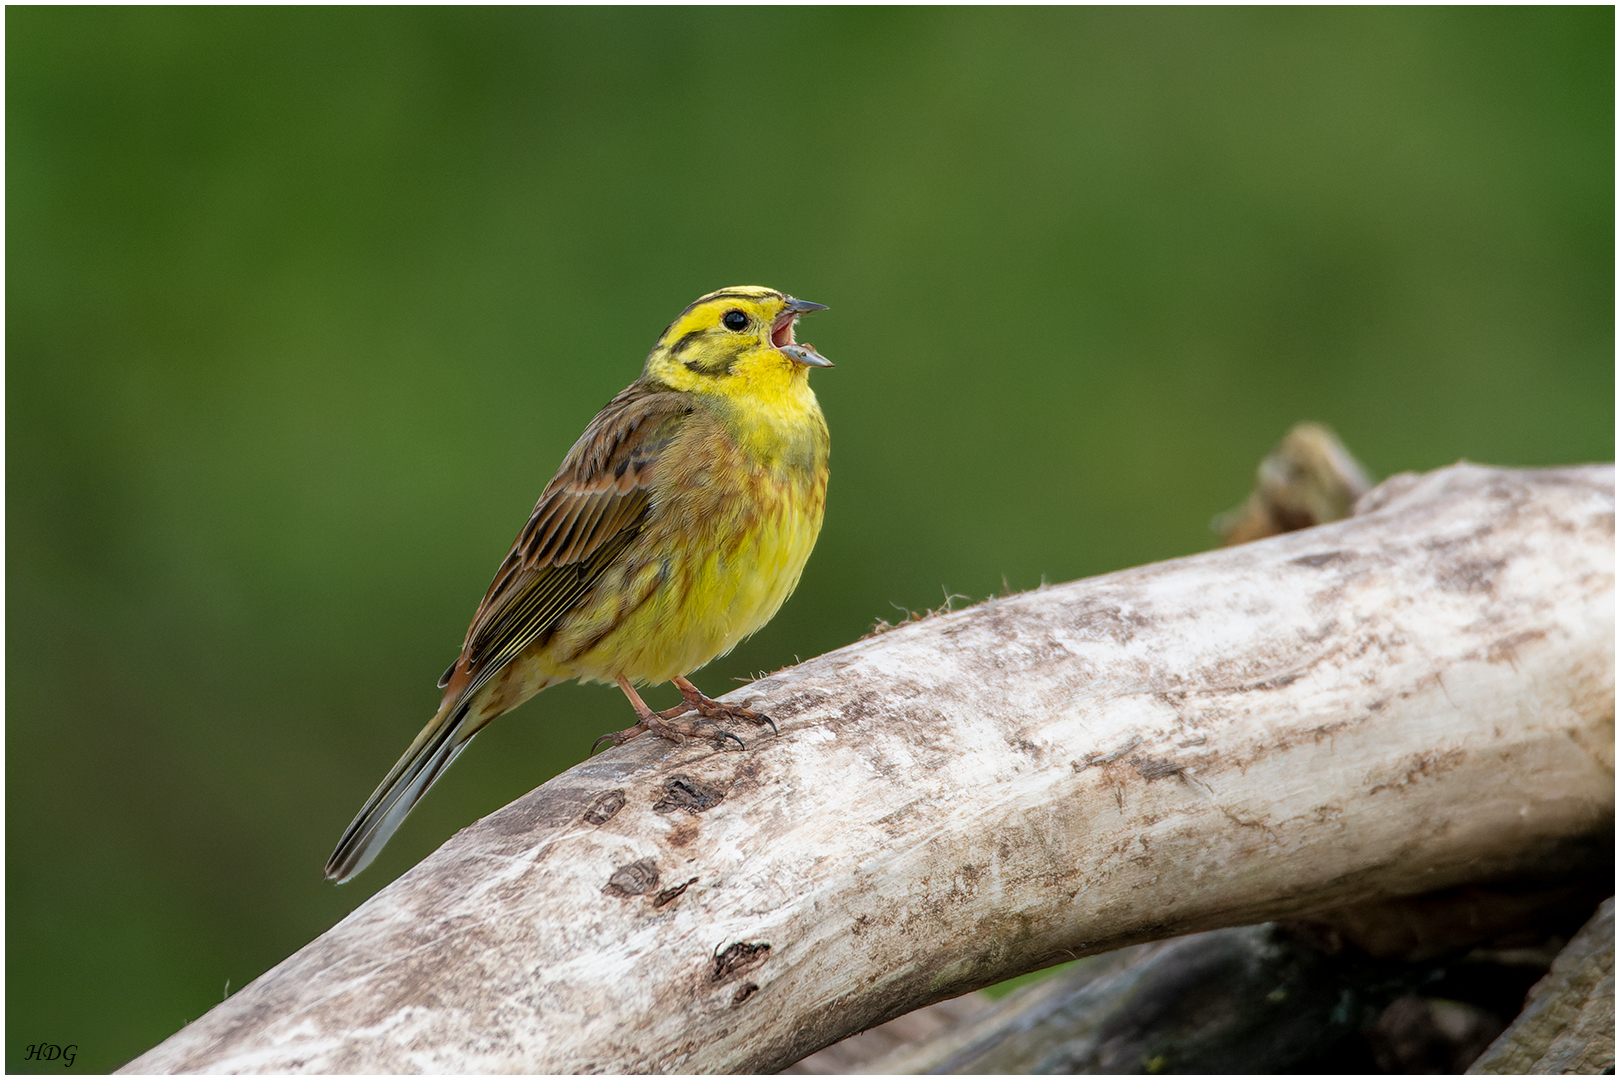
[[654, 877, 698, 908], [603, 858, 659, 897], [712, 941, 771, 982], [654, 775, 727, 814], [1131, 755, 1185, 782], [582, 789, 627, 826]]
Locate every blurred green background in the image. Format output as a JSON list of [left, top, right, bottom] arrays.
[[7, 7, 1613, 1072]]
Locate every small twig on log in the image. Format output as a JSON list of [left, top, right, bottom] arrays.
[[120, 463, 1614, 1074], [1215, 422, 1373, 544]]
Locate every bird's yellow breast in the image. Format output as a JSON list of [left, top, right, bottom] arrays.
[[531, 386, 829, 688]]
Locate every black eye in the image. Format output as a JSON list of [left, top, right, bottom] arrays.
[[721, 309, 748, 332]]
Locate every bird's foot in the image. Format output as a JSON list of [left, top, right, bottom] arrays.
[[667, 675, 778, 736], [590, 712, 745, 754], [592, 677, 747, 754]]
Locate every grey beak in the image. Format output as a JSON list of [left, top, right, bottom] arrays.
[[780, 343, 834, 368], [779, 297, 832, 366]]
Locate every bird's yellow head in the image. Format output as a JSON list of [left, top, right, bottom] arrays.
[[644, 286, 831, 400]]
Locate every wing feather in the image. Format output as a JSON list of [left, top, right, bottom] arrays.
[[442, 385, 691, 709]]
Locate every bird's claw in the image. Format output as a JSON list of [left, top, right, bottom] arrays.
[[590, 722, 648, 755], [589, 712, 746, 754], [592, 677, 775, 756], [709, 703, 774, 737], [676, 688, 778, 735], [655, 705, 747, 750]]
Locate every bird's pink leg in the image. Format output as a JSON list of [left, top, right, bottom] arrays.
[[667, 675, 778, 735]]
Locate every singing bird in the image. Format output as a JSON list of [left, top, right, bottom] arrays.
[[325, 287, 832, 882]]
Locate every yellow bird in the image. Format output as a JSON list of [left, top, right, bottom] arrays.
[[325, 287, 831, 882]]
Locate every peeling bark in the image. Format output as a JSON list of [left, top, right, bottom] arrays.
[[120, 463, 1615, 1074]]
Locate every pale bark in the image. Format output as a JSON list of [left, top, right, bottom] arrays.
[[121, 463, 1615, 1075]]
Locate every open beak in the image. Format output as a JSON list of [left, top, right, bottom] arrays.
[[772, 297, 834, 368]]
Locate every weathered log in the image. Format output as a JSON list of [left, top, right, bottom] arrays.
[[120, 462, 1615, 1074], [1469, 897, 1615, 1074]]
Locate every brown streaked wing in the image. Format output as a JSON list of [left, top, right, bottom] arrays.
[[444, 384, 693, 707]]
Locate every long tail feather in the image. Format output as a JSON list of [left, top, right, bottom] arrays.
[[324, 700, 478, 883]]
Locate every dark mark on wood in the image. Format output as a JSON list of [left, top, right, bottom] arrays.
[[712, 941, 771, 982], [654, 876, 698, 908], [1292, 550, 1353, 568], [731, 983, 759, 1006], [486, 787, 594, 835], [1073, 734, 1143, 770], [665, 815, 701, 848], [1368, 749, 1468, 795], [1238, 671, 1303, 692], [582, 789, 627, 826], [1436, 556, 1506, 595], [1070, 603, 1151, 644], [654, 775, 726, 814], [603, 858, 659, 897], [1487, 629, 1547, 665], [1131, 755, 1184, 782]]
